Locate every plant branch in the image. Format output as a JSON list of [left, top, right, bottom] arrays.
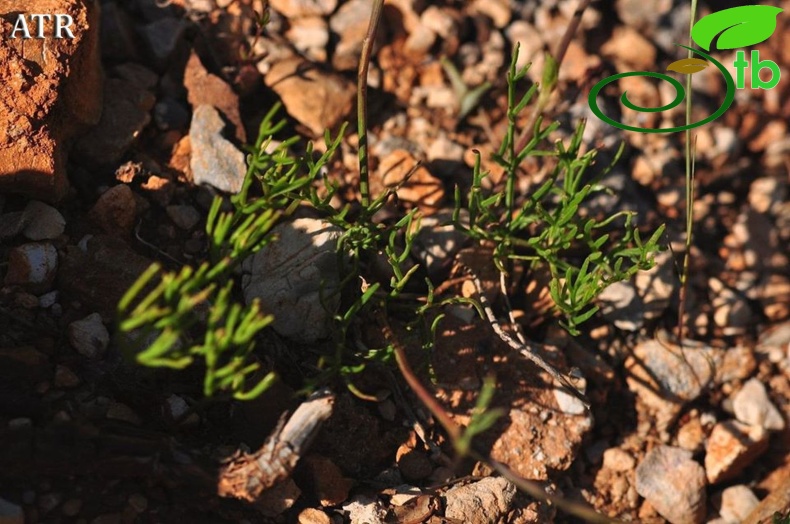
[[357, 0, 384, 210], [376, 308, 462, 443], [678, 0, 699, 343], [513, 0, 592, 154]]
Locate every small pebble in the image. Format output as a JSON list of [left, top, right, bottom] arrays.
[[54, 365, 81, 388], [68, 313, 110, 359], [602, 448, 636, 472], [718, 485, 759, 523], [732, 378, 785, 431], [635, 445, 706, 524]]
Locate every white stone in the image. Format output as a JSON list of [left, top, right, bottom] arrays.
[[68, 313, 110, 359], [3, 242, 58, 292], [242, 218, 344, 343], [718, 485, 760, 524], [732, 378, 785, 431]]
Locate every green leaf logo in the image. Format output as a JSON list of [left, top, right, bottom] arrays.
[[692, 5, 784, 51]]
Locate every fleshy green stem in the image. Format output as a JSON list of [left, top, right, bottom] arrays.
[[357, 0, 384, 211], [678, 0, 699, 342], [512, 0, 591, 154]]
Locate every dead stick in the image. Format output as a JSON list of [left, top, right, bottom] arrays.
[[469, 272, 590, 409], [217, 388, 335, 502]]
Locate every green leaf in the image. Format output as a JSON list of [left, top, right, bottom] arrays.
[[571, 305, 599, 325], [538, 52, 559, 106], [691, 6, 783, 51]]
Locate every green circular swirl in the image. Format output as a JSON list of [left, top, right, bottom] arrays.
[[588, 45, 736, 133]]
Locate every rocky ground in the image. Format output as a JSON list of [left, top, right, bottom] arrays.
[[0, 0, 789, 523]]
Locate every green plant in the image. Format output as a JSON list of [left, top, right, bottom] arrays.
[[453, 44, 665, 335], [773, 511, 790, 524], [119, 1, 665, 399], [118, 104, 347, 400], [115, 0, 669, 520]]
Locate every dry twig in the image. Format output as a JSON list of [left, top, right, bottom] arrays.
[[217, 388, 335, 502], [469, 271, 590, 409]]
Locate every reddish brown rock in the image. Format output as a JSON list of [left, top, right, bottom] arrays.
[[57, 235, 153, 321], [90, 184, 138, 235], [0, 0, 102, 201], [705, 420, 769, 484], [379, 149, 445, 211], [73, 78, 155, 168], [183, 52, 246, 143], [264, 55, 354, 136], [299, 455, 352, 507]]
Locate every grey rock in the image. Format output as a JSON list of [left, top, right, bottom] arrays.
[[749, 177, 786, 215], [38, 492, 63, 515], [101, 2, 140, 62], [635, 251, 674, 320], [242, 218, 344, 343], [74, 79, 155, 168], [0, 211, 28, 240], [427, 134, 466, 177], [4, 243, 58, 294], [710, 277, 754, 336], [718, 485, 760, 524], [732, 378, 785, 431], [342, 495, 385, 524], [764, 136, 790, 169], [112, 63, 159, 92], [184, 52, 246, 142], [271, 0, 337, 18], [444, 477, 516, 524], [163, 394, 199, 425], [166, 205, 201, 230], [154, 97, 191, 130], [68, 313, 110, 359], [616, 0, 673, 33], [39, 291, 59, 308], [189, 105, 247, 193], [626, 339, 716, 433], [329, 0, 371, 71], [553, 386, 587, 415], [22, 201, 66, 241], [286, 16, 329, 62], [139, 18, 188, 69], [597, 280, 643, 331], [635, 445, 706, 524], [0, 496, 24, 524], [412, 209, 468, 278]]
